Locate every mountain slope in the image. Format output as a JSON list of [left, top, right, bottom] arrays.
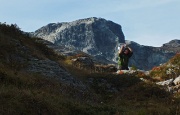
[[150, 53, 180, 80], [162, 39, 180, 53], [0, 23, 98, 114], [1, 23, 180, 115]]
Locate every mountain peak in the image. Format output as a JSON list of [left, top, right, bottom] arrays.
[[162, 39, 180, 48], [32, 17, 125, 63], [71, 17, 101, 24]]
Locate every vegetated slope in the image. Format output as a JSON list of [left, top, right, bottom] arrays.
[[0, 23, 179, 115], [150, 53, 180, 80], [0, 23, 94, 114]]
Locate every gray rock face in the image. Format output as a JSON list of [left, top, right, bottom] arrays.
[[162, 39, 180, 48], [161, 39, 180, 53], [126, 40, 179, 70], [32, 17, 125, 63]]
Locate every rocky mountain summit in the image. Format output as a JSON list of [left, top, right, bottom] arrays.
[[32, 17, 180, 70], [162, 39, 180, 48], [32, 17, 125, 63], [161, 39, 180, 53]]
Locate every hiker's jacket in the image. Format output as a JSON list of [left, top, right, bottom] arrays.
[[118, 51, 133, 68]]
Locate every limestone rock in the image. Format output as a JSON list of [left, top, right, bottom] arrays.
[[173, 75, 180, 85], [156, 75, 180, 93], [32, 17, 125, 64]]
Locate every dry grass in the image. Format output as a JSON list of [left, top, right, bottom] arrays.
[[150, 53, 180, 80]]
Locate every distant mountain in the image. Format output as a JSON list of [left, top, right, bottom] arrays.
[[162, 39, 180, 48], [126, 40, 180, 70], [32, 17, 125, 63], [32, 17, 180, 70], [161, 39, 180, 53]]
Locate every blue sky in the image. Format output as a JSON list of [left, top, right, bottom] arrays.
[[0, 0, 180, 47]]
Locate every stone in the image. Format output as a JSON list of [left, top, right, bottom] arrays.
[[173, 75, 180, 85], [156, 79, 174, 86]]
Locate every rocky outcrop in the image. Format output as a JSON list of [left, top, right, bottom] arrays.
[[162, 39, 180, 48], [156, 75, 180, 93], [149, 53, 180, 93], [32, 17, 125, 64], [162, 39, 180, 53]]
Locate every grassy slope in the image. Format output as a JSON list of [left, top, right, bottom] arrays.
[[0, 23, 180, 115], [150, 53, 180, 80]]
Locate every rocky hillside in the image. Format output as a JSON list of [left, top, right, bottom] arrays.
[[0, 23, 87, 95], [150, 53, 180, 93], [150, 53, 180, 80], [1, 23, 180, 115], [127, 40, 180, 70], [32, 17, 180, 70], [32, 17, 125, 63]]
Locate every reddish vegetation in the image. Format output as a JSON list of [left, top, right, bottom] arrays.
[[152, 66, 161, 71]]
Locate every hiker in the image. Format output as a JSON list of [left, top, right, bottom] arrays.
[[118, 44, 133, 70]]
